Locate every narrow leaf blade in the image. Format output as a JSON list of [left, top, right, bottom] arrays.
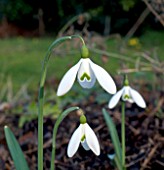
[[114, 155, 122, 170], [4, 126, 29, 170], [102, 108, 122, 162]]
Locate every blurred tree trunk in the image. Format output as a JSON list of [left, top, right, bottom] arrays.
[[38, 8, 45, 36], [125, 7, 150, 39], [104, 16, 111, 36]]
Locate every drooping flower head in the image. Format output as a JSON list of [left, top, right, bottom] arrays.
[[57, 45, 116, 96], [67, 114, 100, 157], [108, 75, 146, 109]]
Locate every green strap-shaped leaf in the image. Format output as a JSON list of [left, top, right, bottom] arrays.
[[114, 155, 122, 170], [4, 126, 29, 170], [102, 108, 122, 163]]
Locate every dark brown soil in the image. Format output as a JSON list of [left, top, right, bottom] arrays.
[[0, 81, 163, 170]]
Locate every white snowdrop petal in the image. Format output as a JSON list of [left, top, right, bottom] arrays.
[[89, 60, 116, 94], [81, 139, 90, 151], [130, 88, 146, 108], [57, 59, 82, 96], [122, 86, 131, 102], [127, 98, 134, 103], [85, 123, 100, 156], [67, 124, 83, 157], [108, 153, 115, 160], [108, 88, 124, 109], [123, 86, 130, 95], [78, 59, 96, 88], [78, 76, 96, 88]]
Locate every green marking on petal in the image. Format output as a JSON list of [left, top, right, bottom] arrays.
[[80, 73, 91, 81], [123, 94, 130, 99], [81, 135, 85, 141]]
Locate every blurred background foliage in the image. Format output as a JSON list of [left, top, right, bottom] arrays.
[[0, 0, 32, 21], [0, 0, 163, 35], [0, 0, 163, 127]]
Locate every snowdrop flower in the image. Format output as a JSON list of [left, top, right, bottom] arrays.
[[57, 45, 116, 96], [67, 115, 100, 157], [108, 77, 146, 109]]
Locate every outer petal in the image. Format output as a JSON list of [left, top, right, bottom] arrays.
[[129, 87, 146, 108], [89, 59, 116, 94], [57, 59, 82, 96], [108, 88, 124, 109], [77, 58, 96, 88], [84, 123, 100, 156], [67, 124, 83, 157]]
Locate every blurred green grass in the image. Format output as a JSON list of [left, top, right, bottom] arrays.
[[139, 30, 164, 57], [0, 30, 163, 92], [0, 37, 79, 91]]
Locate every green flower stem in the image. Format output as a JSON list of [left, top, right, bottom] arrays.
[[71, 35, 85, 45], [121, 101, 126, 169], [50, 107, 79, 170], [38, 35, 85, 170]]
